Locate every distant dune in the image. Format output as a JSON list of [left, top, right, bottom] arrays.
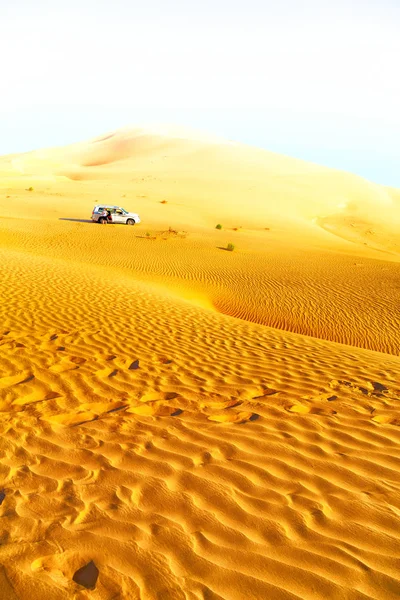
[[0, 127, 399, 599], [0, 127, 399, 352], [1, 126, 396, 217]]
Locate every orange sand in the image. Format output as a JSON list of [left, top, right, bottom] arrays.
[[0, 127, 399, 599]]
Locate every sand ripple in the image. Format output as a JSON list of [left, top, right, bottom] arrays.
[[0, 247, 399, 598], [1, 130, 400, 597]]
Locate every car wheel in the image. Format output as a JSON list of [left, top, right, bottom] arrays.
[[99, 217, 107, 224], [126, 219, 135, 225]]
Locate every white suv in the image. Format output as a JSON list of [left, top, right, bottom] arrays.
[[92, 205, 141, 225]]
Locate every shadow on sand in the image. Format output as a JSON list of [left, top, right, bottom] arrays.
[[59, 218, 93, 223]]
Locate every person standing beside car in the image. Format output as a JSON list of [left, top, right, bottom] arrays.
[[101, 207, 112, 222]]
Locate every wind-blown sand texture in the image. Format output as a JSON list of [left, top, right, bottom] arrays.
[[0, 127, 399, 599]]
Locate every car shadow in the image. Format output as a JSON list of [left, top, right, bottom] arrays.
[[59, 218, 93, 223]]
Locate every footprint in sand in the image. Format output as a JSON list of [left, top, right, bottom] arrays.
[[200, 398, 242, 410], [302, 392, 338, 402], [42, 401, 128, 427], [73, 561, 99, 590], [330, 380, 389, 397], [70, 356, 87, 364], [288, 404, 311, 414], [288, 404, 337, 416], [365, 381, 390, 395], [127, 402, 181, 417], [19, 374, 35, 384], [49, 362, 80, 373], [208, 411, 256, 424], [194, 451, 213, 467], [80, 401, 127, 414], [138, 391, 178, 403], [0, 371, 34, 388], [95, 366, 119, 378], [160, 357, 173, 365], [252, 387, 279, 399], [44, 391, 61, 400], [371, 414, 400, 425], [43, 411, 98, 426]]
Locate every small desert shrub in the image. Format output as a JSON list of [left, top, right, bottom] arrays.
[[226, 243, 235, 252], [160, 200, 168, 204], [27, 186, 34, 191], [145, 232, 151, 237], [215, 223, 222, 229], [233, 227, 238, 231]]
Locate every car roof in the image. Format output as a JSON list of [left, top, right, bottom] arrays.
[[94, 205, 121, 209]]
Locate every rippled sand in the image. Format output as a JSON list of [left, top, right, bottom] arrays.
[[0, 128, 399, 599]]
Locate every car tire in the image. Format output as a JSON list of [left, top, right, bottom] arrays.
[[99, 217, 107, 224], [126, 219, 135, 225]]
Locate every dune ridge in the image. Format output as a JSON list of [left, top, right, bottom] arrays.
[[0, 128, 400, 599]]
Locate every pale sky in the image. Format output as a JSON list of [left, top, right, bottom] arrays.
[[1, 0, 399, 186]]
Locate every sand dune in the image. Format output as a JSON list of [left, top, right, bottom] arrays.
[[0, 128, 399, 599]]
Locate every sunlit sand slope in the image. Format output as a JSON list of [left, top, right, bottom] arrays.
[[0, 128, 400, 599], [0, 126, 397, 226], [0, 127, 399, 353], [0, 247, 400, 599], [0, 216, 399, 354]]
